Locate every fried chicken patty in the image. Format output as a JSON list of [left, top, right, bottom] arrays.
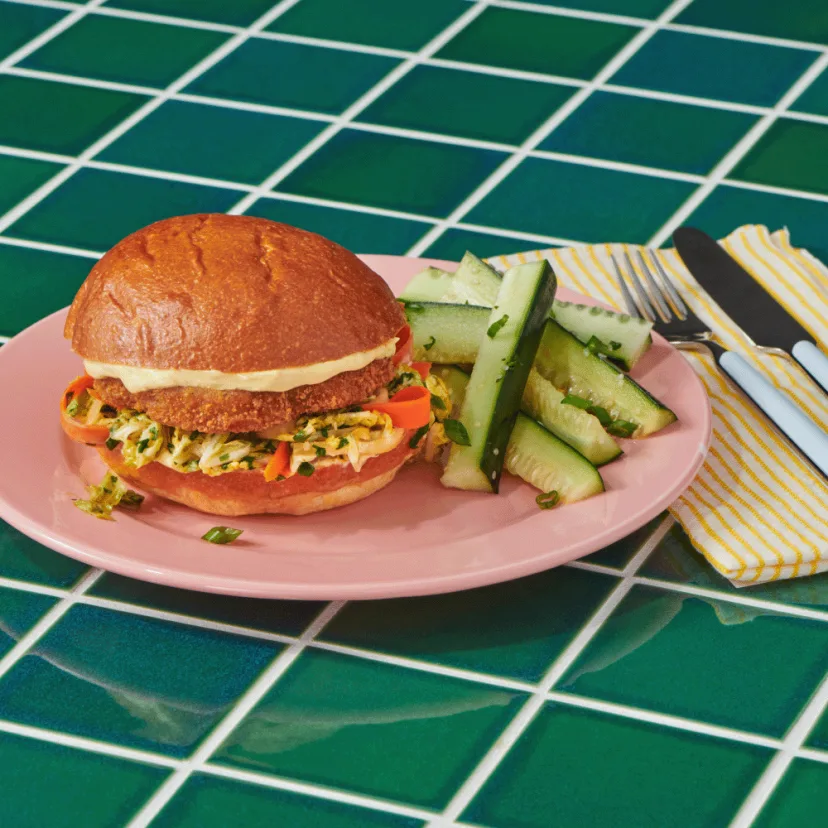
[[94, 357, 397, 433]]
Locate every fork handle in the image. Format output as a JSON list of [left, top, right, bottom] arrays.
[[719, 350, 828, 477], [792, 341, 828, 393]]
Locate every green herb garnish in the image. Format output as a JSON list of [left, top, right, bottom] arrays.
[[487, 314, 509, 338], [609, 341, 621, 351], [219, 453, 230, 462], [430, 394, 446, 410], [409, 424, 429, 449], [337, 437, 349, 449], [189, 430, 200, 440], [588, 405, 612, 426], [293, 431, 308, 442], [314, 445, 326, 457], [424, 336, 436, 351], [118, 490, 145, 511], [606, 420, 637, 438], [320, 426, 330, 438], [65, 398, 80, 417], [105, 437, 119, 450], [297, 461, 315, 476], [443, 419, 471, 446], [561, 394, 591, 409], [536, 490, 560, 510], [136, 438, 150, 453], [202, 526, 243, 545]]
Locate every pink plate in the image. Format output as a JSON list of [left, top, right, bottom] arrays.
[[0, 255, 710, 599]]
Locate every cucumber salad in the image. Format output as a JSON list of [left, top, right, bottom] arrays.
[[401, 252, 677, 508]]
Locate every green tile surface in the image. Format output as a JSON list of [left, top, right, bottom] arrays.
[[0, 731, 167, 828], [99, 99, 323, 184], [320, 568, 615, 681], [90, 572, 325, 637], [7, 167, 238, 251], [188, 39, 399, 114], [0, 1, 64, 62], [359, 65, 574, 146], [559, 585, 828, 736], [466, 156, 695, 243], [436, 7, 637, 80], [541, 90, 757, 175], [754, 760, 828, 828], [214, 649, 526, 807], [157, 774, 423, 828], [0, 585, 57, 658], [267, 0, 468, 51], [0, 605, 280, 757], [0, 522, 89, 587], [0, 75, 148, 155], [676, 0, 828, 46], [611, 30, 818, 107], [464, 704, 771, 828], [249, 197, 432, 255], [20, 15, 228, 88], [278, 129, 505, 217], [0, 2, 826, 824]]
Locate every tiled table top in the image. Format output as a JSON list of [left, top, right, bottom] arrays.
[[1, 1, 827, 826]]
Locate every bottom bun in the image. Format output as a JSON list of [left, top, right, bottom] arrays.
[[98, 434, 415, 516]]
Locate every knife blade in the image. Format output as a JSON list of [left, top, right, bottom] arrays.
[[673, 227, 828, 393]]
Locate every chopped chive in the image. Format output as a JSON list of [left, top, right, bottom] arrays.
[[320, 426, 330, 438], [105, 437, 119, 450], [314, 445, 326, 457], [430, 394, 446, 410], [297, 461, 315, 476], [536, 490, 560, 510], [337, 437, 349, 449], [487, 314, 509, 338], [409, 424, 429, 449], [609, 341, 622, 351], [423, 335, 436, 351], [587, 405, 612, 426], [65, 398, 80, 417], [202, 526, 243, 545], [561, 394, 591, 409], [167, 442, 174, 452], [189, 430, 200, 440], [137, 438, 149, 453], [219, 453, 230, 462], [606, 419, 637, 438], [443, 418, 471, 446], [293, 431, 308, 442]]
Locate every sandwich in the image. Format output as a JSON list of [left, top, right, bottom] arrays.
[[60, 214, 451, 517]]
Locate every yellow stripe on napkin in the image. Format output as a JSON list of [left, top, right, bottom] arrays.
[[493, 226, 828, 586]]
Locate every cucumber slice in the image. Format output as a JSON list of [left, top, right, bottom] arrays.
[[442, 261, 556, 493], [399, 267, 454, 303], [535, 321, 676, 437], [506, 414, 605, 503], [522, 369, 621, 466], [401, 258, 653, 369], [407, 302, 491, 363], [552, 301, 652, 371], [435, 366, 604, 503]]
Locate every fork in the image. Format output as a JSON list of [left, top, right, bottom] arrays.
[[610, 249, 828, 478]]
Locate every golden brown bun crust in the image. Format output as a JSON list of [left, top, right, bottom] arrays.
[[98, 434, 414, 516], [65, 214, 405, 371], [93, 357, 395, 432]]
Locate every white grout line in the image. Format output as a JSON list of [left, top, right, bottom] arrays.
[[5, 65, 160, 96], [546, 691, 782, 750], [455, 221, 580, 247], [658, 22, 826, 53], [225, 0, 493, 217], [0, 0, 108, 74], [86, 2, 239, 33], [0, 0, 307, 235], [253, 189, 437, 223], [200, 764, 439, 822], [125, 600, 345, 828], [719, 177, 828, 205], [254, 28, 411, 58], [427, 516, 673, 824], [647, 50, 828, 246], [530, 148, 706, 183], [0, 719, 180, 768], [600, 82, 771, 114], [0, 574, 66, 598], [796, 747, 828, 765], [84, 159, 254, 192], [172, 91, 335, 123], [729, 673, 828, 828], [0, 234, 102, 258], [479, 0, 649, 27], [404, 0, 698, 257], [0, 142, 74, 165], [565, 559, 623, 576], [0, 567, 102, 680]]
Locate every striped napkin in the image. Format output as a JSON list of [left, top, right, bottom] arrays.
[[492, 225, 828, 587]]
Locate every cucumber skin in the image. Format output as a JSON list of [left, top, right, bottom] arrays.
[[443, 261, 557, 493], [437, 366, 604, 503]]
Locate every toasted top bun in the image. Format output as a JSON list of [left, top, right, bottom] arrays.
[[64, 214, 405, 373]]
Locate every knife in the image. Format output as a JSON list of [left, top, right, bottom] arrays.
[[672, 227, 828, 393]]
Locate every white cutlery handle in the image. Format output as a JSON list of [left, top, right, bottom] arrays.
[[792, 340, 828, 393], [719, 350, 828, 477]]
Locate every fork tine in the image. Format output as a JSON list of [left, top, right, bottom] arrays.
[[648, 250, 688, 318], [610, 253, 644, 319], [622, 249, 657, 321], [634, 249, 672, 323]]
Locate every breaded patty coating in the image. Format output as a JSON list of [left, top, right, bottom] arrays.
[[94, 358, 396, 433]]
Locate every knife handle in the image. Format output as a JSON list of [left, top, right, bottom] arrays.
[[792, 341, 828, 394], [718, 350, 828, 477]]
